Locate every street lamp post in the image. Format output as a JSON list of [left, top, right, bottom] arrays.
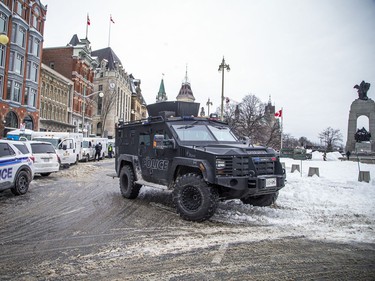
[[76, 91, 104, 137], [206, 98, 213, 116], [218, 57, 230, 121]]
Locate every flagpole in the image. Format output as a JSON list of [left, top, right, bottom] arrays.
[[280, 107, 283, 150], [86, 14, 89, 39], [108, 17, 111, 47]]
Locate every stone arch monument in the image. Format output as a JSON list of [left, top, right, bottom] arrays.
[[345, 81, 375, 153]]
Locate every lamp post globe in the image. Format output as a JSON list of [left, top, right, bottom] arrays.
[[0, 34, 9, 45]]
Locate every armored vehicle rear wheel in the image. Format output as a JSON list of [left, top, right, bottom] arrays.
[[173, 173, 219, 222], [11, 170, 30, 196], [119, 165, 141, 199], [241, 192, 278, 207]]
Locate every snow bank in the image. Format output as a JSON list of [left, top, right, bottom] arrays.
[[213, 158, 375, 244]]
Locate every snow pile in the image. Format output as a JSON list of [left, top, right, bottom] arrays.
[[311, 151, 343, 161], [213, 158, 375, 244]]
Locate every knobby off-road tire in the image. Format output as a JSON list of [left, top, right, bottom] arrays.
[[173, 173, 219, 222], [241, 191, 279, 207], [11, 170, 30, 196], [119, 165, 141, 199]]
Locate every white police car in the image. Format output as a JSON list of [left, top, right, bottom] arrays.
[[0, 139, 34, 195]]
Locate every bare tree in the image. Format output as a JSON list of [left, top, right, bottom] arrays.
[[282, 133, 300, 148], [263, 120, 281, 148], [88, 86, 117, 137], [221, 94, 282, 146], [298, 136, 313, 148], [319, 127, 342, 152], [100, 87, 118, 136]]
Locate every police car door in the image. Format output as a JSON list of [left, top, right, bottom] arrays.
[[0, 142, 17, 190]]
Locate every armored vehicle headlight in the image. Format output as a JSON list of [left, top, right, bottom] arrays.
[[216, 159, 226, 169]]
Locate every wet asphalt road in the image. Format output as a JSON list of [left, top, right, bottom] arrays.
[[0, 158, 374, 280]]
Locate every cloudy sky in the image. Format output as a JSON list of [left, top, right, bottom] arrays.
[[43, 0, 375, 143]]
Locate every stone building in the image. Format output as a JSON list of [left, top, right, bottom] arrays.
[[42, 34, 98, 136], [0, 0, 47, 137], [39, 63, 75, 131], [130, 75, 146, 121], [91, 47, 133, 138]]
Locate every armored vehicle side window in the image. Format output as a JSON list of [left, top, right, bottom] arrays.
[[0, 143, 15, 157], [172, 125, 215, 141], [139, 134, 151, 146]]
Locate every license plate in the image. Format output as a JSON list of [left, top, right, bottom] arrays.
[[43, 158, 50, 162], [265, 178, 276, 187]]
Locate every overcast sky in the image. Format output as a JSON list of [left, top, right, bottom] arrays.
[[43, 0, 375, 143]]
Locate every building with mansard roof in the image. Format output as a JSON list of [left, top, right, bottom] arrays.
[[91, 47, 142, 137]]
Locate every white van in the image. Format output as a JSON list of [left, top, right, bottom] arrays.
[[90, 137, 109, 159], [81, 137, 96, 162], [32, 132, 83, 166]]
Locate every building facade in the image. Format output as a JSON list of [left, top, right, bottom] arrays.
[[91, 47, 133, 138], [130, 76, 146, 121], [0, 0, 47, 137], [39, 63, 75, 131], [42, 34, 98, 136]]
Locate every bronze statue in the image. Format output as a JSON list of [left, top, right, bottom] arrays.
[[354, 80, 371, 100], [355, 127, 371, 142]]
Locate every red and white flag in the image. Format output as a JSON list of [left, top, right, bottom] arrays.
[[110, 15, 115, 24], [275, 109, 282, 118], [87, 14, 91, 26]]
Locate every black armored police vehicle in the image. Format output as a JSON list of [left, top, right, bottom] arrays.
[[115, 101, 285, 222]]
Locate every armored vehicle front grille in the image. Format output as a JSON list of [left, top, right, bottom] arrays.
[[216, 156, 249, 177], [216, 156, 275, 177], [253, 158, 275, 175]]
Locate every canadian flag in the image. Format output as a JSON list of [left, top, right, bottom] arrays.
[[274, 109, 282, 118], [110, 15, 115, 24], [87, 14, 91, 26]]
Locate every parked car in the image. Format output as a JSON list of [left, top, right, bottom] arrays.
[[22, 141, 60, 177], [0, 140, 34, 195]]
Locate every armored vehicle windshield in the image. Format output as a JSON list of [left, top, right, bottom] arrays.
[[171, 124, 238, 142]]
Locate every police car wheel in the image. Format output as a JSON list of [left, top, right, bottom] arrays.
[[173, 173, 219, 222], [241, 192, 279, 207], [119, 165, 141, 199], [10, 170, 30, 196]]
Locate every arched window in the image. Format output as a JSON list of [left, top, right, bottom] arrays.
[[5, 111, 18, 129], [96, 122, 102, 135], [31, 7, 40, 30], [23, 115, 34, 130]]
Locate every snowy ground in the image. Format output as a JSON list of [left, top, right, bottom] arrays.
[[206, 151, 375, 244]]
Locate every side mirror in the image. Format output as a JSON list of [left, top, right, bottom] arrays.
[[153, 134, 176, 150]]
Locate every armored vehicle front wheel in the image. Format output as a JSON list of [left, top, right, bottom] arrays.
[[241, 192, 279, 207], [11, 170, 30, 196], [119, 165, 141, 199], [173, 173, 219, 222]]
